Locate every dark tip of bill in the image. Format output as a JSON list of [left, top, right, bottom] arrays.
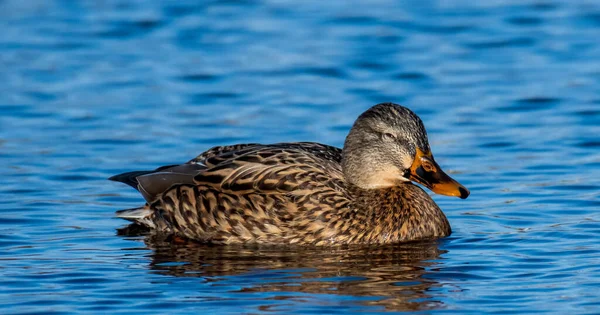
[[459, 187, 470, 199]]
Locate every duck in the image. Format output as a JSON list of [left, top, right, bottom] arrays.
[[110, 103, 469, 245]]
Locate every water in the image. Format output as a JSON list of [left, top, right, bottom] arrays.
[[1, 0, 599, 313]]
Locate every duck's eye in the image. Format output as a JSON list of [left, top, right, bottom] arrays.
[[422, 160, 436, 172], [381, 133, 396, 141]]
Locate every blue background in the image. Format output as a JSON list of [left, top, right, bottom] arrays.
[[1, 0, 599, 313]]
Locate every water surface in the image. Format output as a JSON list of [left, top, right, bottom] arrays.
[[1, 0, 600, 314]]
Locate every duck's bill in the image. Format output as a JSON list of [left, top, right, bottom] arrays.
[[409, 149, 470, 199]]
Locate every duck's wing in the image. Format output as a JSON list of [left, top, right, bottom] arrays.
[[110, 142, 344, 203], [109, 164, 204, 202], [192, 142, 342, 168], [109, 143, 261, 202], [151, 143, 349, 243], [193, 143, 345, 195], [189, 143, 261, 165]]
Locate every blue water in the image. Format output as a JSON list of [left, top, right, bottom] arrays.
[[1, 0, 600, 313]]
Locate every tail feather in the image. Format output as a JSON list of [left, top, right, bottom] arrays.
[[109, 164, 202, 199], [115, 206, 155, 228], [110, 164, 204, 229], [108, 164, 182, 189], [109, 171, 154, 189]]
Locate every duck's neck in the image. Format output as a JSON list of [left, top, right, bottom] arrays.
[[348, 183, 451, 243]]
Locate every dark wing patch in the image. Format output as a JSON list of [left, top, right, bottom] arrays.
[[134, 164, 204, 202], [110, 164, 205, 202], [109, 170, 157, 189], [108, 163, 182, 188]]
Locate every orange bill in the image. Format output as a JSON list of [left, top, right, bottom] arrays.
[[409, 148, 470, 199]]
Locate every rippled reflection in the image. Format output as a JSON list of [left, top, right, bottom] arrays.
[[119, 224, 451, 312]]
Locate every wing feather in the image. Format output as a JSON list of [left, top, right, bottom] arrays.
[[193, 145, 345, 196], [115, 142, 349, 243]]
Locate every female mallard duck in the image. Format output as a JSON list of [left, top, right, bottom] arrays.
[[110, 103, 469, 245]]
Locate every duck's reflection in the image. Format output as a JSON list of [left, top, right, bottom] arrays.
[[118, 224, 452, 312]]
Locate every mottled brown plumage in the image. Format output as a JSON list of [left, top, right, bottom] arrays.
[[110, 103, 469, 245]]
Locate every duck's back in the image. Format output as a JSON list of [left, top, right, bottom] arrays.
[[111, 142, 353, 245]]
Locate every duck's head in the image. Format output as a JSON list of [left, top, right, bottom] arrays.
[[341, 103, 469, 199]]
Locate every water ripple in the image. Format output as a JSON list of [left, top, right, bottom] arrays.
[[1, 0, 599, 314]]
